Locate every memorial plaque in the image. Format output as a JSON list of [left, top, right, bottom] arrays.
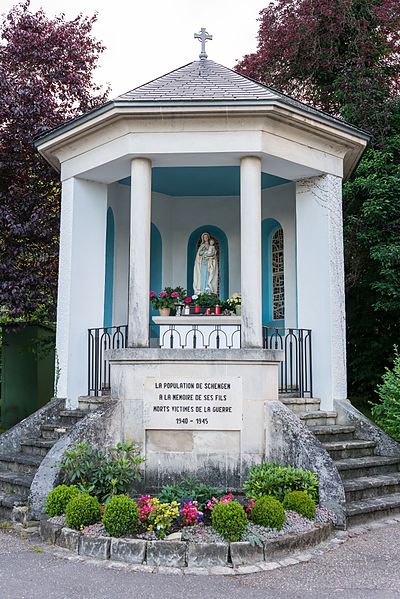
[[144, 377, 243, 430]]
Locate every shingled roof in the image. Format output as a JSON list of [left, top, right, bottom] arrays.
[[116, 60, 279, 102], [35, 59, 370, 149], [114, 59, 363, 131]]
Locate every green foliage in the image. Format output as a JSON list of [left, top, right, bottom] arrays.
[[158, 479, 223, 510], [251, 496, 286, 530], [243, 462, 319, 503], [147, 499, 179, 539], [60, 440, 145, 503], [196, 292, 219, 308], [282, 491, 316, 519], [45, 484, 80, 517], [102, 494, 139, 538], [371, 346, 400, 441], [211, 500, 248, 542], [344, 130, 400, 402], [65, 493, 101, 530]]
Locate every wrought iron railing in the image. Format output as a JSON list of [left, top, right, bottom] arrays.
[[263, 327, 313, 398], [158, 323, 241, 349], [87, 324, 312, 398], [88, 325, 128, 396]]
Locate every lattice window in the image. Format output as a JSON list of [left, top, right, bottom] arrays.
[[272, 228, 285, 320]]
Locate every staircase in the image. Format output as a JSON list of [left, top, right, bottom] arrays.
[[282, 397, 400, 526], [0, 400, 98, 521]]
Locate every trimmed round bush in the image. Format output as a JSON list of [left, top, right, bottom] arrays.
[[45, 485, 80, 517], [102, 494, 139, 537], [211, 500, 247, 542], [251, 496, 286, 530], [65, 493, 101, 530], [283, 490, 316, 519]]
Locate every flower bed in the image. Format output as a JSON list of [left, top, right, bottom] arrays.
[[42, 447, 337, 571]]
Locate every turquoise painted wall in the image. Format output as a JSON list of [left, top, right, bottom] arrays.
[[150, 223, 162, 338]]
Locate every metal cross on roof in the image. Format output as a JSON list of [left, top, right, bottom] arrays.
[[194, 28, 213, 60]]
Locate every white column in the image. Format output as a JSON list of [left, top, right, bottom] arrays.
[[296, 174, 347, 409], [56, 177, 108, 408], [240, 156, 263, 348], [128, 157, 152, 347]]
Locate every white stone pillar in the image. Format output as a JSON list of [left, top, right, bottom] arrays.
[[56, 177, 108, 408], [128, 157, 152, 347], [296, 174, 347, 410], [240, 156, 263, 348]]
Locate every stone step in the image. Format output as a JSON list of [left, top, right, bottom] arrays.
[[0, 471, 33, 499], [78, 396, 106, 412], [344, 473, 400, 502], [0, 492, 26, 520], [299, 411, 337, 427], [40, 424, 70, 440], [312, 425, 356, 443], [58, 409, 89, 425], [20, 438, 56, 457], [280, 397, 321, 414], [322, 440, 376, 460], [0, 453, 42, 476], [346, 493, 400, 526], [336, 456, 400, 480]]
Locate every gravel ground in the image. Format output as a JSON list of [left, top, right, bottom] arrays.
[[0, 521, 399, 598]]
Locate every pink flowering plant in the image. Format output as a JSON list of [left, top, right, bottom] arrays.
[[205, 493, 233, 511], [149, 286, 187, 310], [179, 499, 204, 526]]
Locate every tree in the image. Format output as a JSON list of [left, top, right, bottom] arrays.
[[236, 0, 400, 145], [0, 1, 108, 324], [236, 0, 400, 402]]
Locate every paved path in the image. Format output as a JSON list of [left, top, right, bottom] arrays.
[[0, 523, 399, 599]]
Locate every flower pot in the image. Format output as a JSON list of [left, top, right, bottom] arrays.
[[194, 305, 201, 314], [235, 305, 241, 316], [159, 308, 171, 316]]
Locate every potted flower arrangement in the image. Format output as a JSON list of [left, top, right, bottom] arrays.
[[149, 288, 182, 316], [228, 292, 241, 316], [195, 292, 219, 314]]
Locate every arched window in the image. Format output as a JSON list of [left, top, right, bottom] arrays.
[[271, 228, 285, 320]]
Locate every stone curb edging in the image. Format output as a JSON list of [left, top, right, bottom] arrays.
[[40, 517, 333, 574]]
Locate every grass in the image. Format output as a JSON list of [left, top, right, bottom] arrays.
[[0, 521, 13, 530], [31, 546, 44, 553]]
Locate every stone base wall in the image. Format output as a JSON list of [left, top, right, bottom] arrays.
[[108, 348, 282, 490]]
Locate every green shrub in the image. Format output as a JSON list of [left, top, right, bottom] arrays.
[[60, 440, 145, 503], [45, 485, 80, 517], [102, 494, 139, 537], [159, 478, 223, 510], [211, 500, 247, 542], [283, 491, 316, 519], [65, 493, 101, 530], [371, 347, 400, 441], [243, 462, 319, 502], [251, 496, 286, 529]]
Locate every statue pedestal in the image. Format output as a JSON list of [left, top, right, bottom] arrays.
[[152, 316, 241, 349]]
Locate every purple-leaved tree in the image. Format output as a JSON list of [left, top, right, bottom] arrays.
[[0, 1, 108, 323]]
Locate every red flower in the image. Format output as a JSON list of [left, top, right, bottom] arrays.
[[149, 291, 156, 297], [160, 291, 167, 297], [171, 292, 179, 298], [184, 297, 192, 304]]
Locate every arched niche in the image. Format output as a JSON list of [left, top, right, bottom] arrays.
[[187, 225, 229, 299]]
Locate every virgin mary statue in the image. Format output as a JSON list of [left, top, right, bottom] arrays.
[[193, 232, 219, 295]]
